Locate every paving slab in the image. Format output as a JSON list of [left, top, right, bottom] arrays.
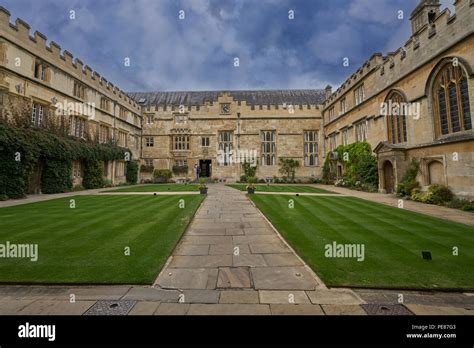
[[182, 236, 233, 245], [209, 244, 250, 255], [0, 299, 39, 314], [217, 267, 252, 288], [219, 290, 260, 304], [65, 286, 132, 301], [232, 254, 267, 267], [18, 300, 95, 315], [187, 304, 271, 315], [155, 303, 190, 315], [121, 287, 180, 302], [180, 290, 220, 304], [175, 244, 210, 256], [128, 301, 161, 315], [243, 227, 274, 235], [259, 290, 310, 304], [251, 267, 318, 290], [263, 253, 303, 266], [270, 304, 325, 315], [249, 243, 292, 254], [322, 305, 367, 315], [169, 255, 233, 268], [155, 268, 218, 289], [306, 289, 365, 305], [405, 304, 474, 315]]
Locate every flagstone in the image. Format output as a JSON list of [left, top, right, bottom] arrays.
[[155, 268, 218, 289]]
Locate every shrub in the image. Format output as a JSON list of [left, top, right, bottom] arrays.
[[257, 178, 265, 183], [126, 160, 139, 184], [172, 165, 188, 175], [396, 159, 420, 197], [83, 160, 104, 189], [428, 184, 454, 205], [242, 161, 257, 178], [0, 194, 8, 201], [72, 184, 85, 191], [153, 169, 172, 183], [279, 158, 299, 182], [140, 164, 154, 173], [41, 159, 73, 194], [240, 175, 247, 183], [103, 179, 113, 188], [446, 198, 474, 211]]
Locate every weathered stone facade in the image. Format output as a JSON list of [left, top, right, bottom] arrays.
[[0, 7, 142, 188], [0, 0, 472, 197], [322, 0, 474, 198], [132, 90, 325, 182]]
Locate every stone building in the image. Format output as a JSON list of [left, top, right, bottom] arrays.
[[0, 0, 472, 198], [130, 90, 325, 182], [322, 0, 474, 198], [0, 7, 142, 189]]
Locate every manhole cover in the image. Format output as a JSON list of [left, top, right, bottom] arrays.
[[361, 304, 414, 316], [84, 300, 137, 316]]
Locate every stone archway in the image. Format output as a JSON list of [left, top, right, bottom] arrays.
[[428, 160, 444, 185], [383, 161, 395, 194]]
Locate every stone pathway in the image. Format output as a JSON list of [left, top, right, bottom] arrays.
[[313, 185, 474, 226]]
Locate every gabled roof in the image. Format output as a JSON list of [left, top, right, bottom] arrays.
[[128, 90, 326, 107]]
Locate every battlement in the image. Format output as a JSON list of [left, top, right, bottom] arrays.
[[0, 6, 141, 113], [323, 0, 474, 108]]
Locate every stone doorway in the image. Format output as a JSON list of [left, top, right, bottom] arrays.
[[383, 161, 395, 194], [199, 159, 212, 178]]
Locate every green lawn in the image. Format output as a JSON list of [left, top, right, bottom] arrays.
[[227, 184, 335, 194], [250, 195, 474, 290], [103, 184, 200, 192], [0, 195, 204, 284]]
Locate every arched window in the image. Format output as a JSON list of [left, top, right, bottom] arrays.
[[433, 63, 472, 136], [386, 91, 408, 144]]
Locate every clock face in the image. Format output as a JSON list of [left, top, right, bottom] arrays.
[[221, 103, 231, 114]]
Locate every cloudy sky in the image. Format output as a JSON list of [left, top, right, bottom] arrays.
[[2, 0, 455, 92]]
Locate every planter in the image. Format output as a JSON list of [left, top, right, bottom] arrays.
[[199, 187, 208, 194], [247, 187, 256, 194]]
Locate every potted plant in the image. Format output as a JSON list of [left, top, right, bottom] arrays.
[[199, 178, 208, 194], [247, 176, 256, 194]]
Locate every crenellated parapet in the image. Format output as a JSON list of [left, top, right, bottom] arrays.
[[0, 6, 141, 113], [323, 0, 474, 108]]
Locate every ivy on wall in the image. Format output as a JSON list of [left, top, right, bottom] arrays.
[[323, 142, 379, 191], [0, 122, 129, 199]]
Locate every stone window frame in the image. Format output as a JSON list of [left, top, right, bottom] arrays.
[[34, 59, 49, 82], [145, 136, 155, 147], [173, 134, 190, 151], [201, 136, 210, 147], [31, 101, 48, 127], [303, 130, 319, 167], [432, 61, 472, 137], [354, 84, 365, 106], [99, 124, 110, 144], [385, 90, 408, 144], [340, 97, 347, 115], [355, 120, 368, 142], [218, 131, 233, 166], [70, 115, 87, 139], [261, 130, 276, 166]]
